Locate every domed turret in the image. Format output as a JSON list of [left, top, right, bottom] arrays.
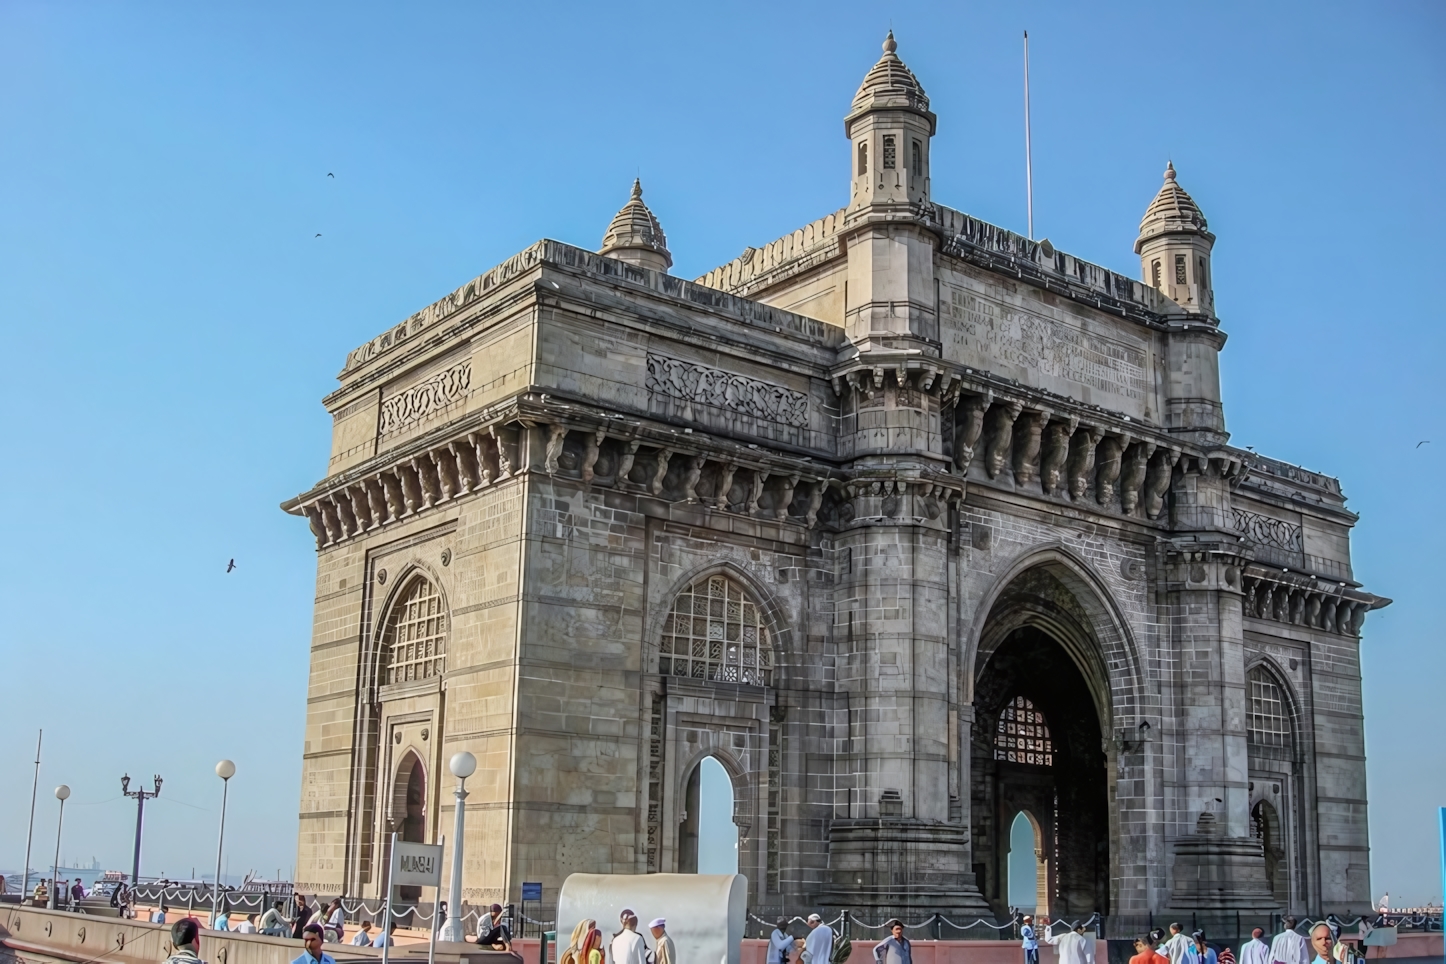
[[599, 179, 672, 273], [845, 32, 936, 214], [1135, 162, 1215, 316]]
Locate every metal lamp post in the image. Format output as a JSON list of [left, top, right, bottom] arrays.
[[438, 751, 476, 943], [50, 785, 70, 910], [211, 760, 235, 928], [121, 773, 162, 885]]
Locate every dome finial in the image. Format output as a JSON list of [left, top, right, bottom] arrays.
[[631, 178, 643, 200], [1165, 160, 1176, 181], [883, 30, 897, 55]]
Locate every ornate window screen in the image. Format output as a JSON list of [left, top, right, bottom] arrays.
[[659, 575, 773, 685], [994, 696, 1053, 766], [384, 576, 447, 684], [1248, 669, 1289, 747]]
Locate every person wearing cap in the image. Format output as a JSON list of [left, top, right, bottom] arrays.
[[873, 920, 911, 964], [799, 913, 834, 964], [650, 919, 675, 964], [611, 909, 647, 964], [1021, 915, 1039, 964], [477, 904, 512, 950], [769, 919, 794, 964]]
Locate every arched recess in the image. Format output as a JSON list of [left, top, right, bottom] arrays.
[[348, 561, 451, 896], [674, 745, 751, 874], [1245, 657, 1305, 911], [968, 546, 1143, 919]]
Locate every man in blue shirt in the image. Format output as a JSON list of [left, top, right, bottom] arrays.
[[294, 923, 335, 964], [1021, 915, 1039, 964]]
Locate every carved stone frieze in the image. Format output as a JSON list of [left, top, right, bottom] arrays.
[[379, 361, 471, 435], [646, 353, 808, 427], [1241, 572, 1380, 637]]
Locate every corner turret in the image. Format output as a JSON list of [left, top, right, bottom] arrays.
[[845, 31, 936, 214], [1136, 162, 1215, 317]]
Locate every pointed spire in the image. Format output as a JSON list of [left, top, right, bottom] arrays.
[[599, 179, 672, 273], [848, 30, 932, 126], [1135, 161, 1211, 252]]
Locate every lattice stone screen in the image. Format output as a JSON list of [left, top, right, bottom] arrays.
[[659, 575, 773, 685], [384, 576, 448, 683], [1248, 669, 1289, 747], [995, 695, 1054, 766]]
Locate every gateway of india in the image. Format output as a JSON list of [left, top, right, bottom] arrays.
[[284, 34, 1387, 921]]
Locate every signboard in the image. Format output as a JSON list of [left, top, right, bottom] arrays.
[[522, 881, 542, 902], [390, 841, 443, 889]]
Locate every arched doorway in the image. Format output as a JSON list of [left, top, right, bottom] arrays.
[[392, 753, 427, 900], [679, 756, 738, 874], [971, 563, 1118, 918], [1008, 811, 1047, 913]]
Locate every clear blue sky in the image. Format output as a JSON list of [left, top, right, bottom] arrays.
[[2, 1, 1441, 904]]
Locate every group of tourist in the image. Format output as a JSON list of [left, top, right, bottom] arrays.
[[1107, 916, 1363, 964], [561, 910, 677, 964]]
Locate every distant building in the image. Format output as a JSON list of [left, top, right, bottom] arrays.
[[284, 33, 1387, 919]]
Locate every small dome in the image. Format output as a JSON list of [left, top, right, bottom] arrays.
[[847, 31, 935, 132], [600, 179, 672, 272], [1136, 162, 1212, 249]]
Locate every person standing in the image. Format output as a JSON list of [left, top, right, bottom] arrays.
[[874, 920, 912, 964], [1163, 925, 1191, 964], [1130, 935, 1170, 964], [562, 920, 598, 964], [1272, 919, 1309, 964], [1044, 922, 1093, 964], [1185, 932, 1217, 964], [1308, 924, 1333, 964], [164, 919, 206, 964], [650, 919, 675, 964], [294, 923, 336, 964], [1020, 915, 1039, 964], [769, 919, 794, 964], [610, 910, 647, 964], [1240, 929, 1270, 964], [801, 913, 834, 964], [291, 895, 314, 940]]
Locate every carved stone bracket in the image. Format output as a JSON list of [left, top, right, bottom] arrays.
[[1241, 572, 1386, 637], [1067, 426, 1102, 501], [1143, 447, 1182, 520], [983, 400, 1023, 479]]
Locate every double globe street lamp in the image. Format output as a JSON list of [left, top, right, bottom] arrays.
[[438, 751, 476, 943], [211, 760, 236, 928]]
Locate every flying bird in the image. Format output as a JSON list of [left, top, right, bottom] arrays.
[[1417, 441, 1430, 448], [315, 233, 322, 238], [327, 173, 334, 178], [226, 559, 236, 573]]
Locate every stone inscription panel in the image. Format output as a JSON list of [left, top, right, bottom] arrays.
[[939, 269, 1157, 420]]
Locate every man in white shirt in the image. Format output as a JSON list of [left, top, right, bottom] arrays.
[[610, 910, 647, 964], [351, 922, 374, 946], [236, 914, 258, 935], [1271, 919, 1309, 964], [1043, 922, 1093, 964], [1239, 928, 1270, 964], [1163, 925, 1191, 964], [801, 914, 834, 964]]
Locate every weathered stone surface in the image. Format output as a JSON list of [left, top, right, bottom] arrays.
[[282, 33, 1386, 921]]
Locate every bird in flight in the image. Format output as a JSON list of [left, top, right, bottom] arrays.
[[315, 233, 322, 238], [327, 172, 334, 178], [1417, 441, 1430, 448], [226, 559, 236, 573]]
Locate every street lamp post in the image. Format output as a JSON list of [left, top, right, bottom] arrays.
[[121, 773, 162, 885], [50, 785, 70, 911], [438, 751, 476, 943], [211, 760, 236, 928]]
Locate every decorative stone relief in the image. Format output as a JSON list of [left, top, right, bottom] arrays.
[[646, 353, 808, 428], [1120, 441, 1154, 514], [983, 400, 1023, 478], [1012, 410, 1047, 487], [1143, 448, 1181, 519], [1095, 435, 1126, 505], [1040, 417, 1075, 495], [1231, 508, 1304, 554], [379, 361, 471, 435], [954, 394, 990, 470], [1067, 427, 1102, 501]]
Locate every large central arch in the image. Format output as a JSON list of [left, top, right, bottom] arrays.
[[967, 546, 1146, 917]]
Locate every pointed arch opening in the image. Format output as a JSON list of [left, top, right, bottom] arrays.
[[1246, 661, 1302, 911], [678, 755, 739, 874], [1008, 810, 1048, 914], [391, 751, 428, 900], [658, 574, 773, 685], [381, 573, 448, 685]]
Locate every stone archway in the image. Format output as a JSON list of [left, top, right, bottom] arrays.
[[969, 554, 1139, 918], [391, 752, 427, 900], [678, 755, 739, 874]]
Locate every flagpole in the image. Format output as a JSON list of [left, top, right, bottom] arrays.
[[1024, 30, 1035, 240], [21, 730, 41, 900]]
